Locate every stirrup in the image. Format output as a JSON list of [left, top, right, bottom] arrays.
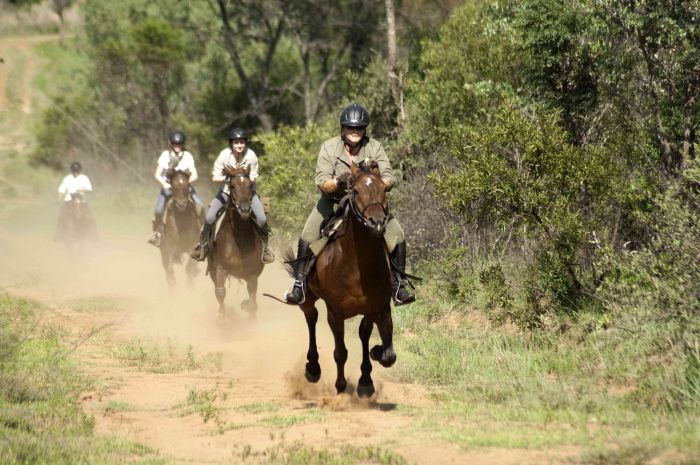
[[392, 280, 416, 306], [190, 242, 208, 262], [148, 231, 161, 247], [261, 245, 275, 264], [284, 280, 305, 305]]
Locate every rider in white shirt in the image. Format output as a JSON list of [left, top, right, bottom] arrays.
[[58, 161, 92, 202], [148, 130, 205, 247], [190, 128, 274, 263]]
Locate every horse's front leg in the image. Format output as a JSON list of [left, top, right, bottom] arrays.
[[161, 249, 175, 289], [357, 316, 375, 398], [185, 257, 199, 287], [327, 307, 348, 394], [370, 305, 396, 367], [214, 265, 227, 318], [300, 293, 321, 382], [242, 276, 258, 315]]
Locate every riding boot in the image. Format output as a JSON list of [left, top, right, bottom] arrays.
[[147, 216, 163, 247], [284, 239, 312, 305], [390, 241, 416, 306], [259, 223, 276, 264], [190, 222, 213, 262]]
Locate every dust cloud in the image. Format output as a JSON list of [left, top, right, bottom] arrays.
[[0, 197, 392, 399]]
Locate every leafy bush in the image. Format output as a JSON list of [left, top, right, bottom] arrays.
[[432, 102, 617, 315], [601, 159, 700, 410], [256, 122, 334, 237]]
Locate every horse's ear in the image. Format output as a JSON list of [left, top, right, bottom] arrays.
[[351, 163, 360, 177], [370, 161, 380, 176], [166, 167, 175, 177]]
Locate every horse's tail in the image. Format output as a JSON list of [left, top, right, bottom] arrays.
[[282, 248, 296, 278]]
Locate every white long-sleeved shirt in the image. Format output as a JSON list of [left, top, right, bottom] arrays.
[[212, 148, 259, 194], [58, 174, 92, 201], [156, 150, 197, 182]]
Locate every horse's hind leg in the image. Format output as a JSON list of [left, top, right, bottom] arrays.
[[357, 316, 375, 398], [327, 307, 348, 394], [301, 295, 321, 383], [370, 306, 396, 368]]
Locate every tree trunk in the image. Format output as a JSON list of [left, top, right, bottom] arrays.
[[384, 0, 404, 128]]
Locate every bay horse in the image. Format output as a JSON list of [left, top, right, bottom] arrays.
[[54, 192, 98, 253], [160, 169, 202, 287], [207, 166, 264, 318], [290, 161, 395, 398]]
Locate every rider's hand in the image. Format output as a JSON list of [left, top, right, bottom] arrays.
[[322, 178, 338, 194]]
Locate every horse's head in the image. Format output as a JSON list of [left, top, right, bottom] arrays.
[[348, 160, 389, 237], [167, 168, 191, 210], [224, 166, 254, 220]]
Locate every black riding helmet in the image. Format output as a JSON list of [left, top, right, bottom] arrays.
[[340, 103, 369, 128], [70, 161, 82, 174], [169, 130, 186, 145], [228, 127, 248, 141]]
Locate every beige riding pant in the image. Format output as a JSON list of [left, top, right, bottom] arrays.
[[300, 195, 404, 253]]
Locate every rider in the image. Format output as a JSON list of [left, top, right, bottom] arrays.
[[190, 127, 275, 264], [148, 130, 205, 247], [284, 103, 416, 306], [58, 161, 92, 202]]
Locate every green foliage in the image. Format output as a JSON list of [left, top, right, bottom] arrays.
[[602, 159, 700, 410], [433, 102, 615, 312], [515, 0, 600, 143], [404, 0, 520, 167], [256, 122, 334, 235], [0, 295, 157, 464]]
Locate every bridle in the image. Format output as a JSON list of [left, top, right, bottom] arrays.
[[226, 172, 252, 214], [347, 173, 390, 231]]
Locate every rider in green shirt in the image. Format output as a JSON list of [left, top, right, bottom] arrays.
[[284, 103, 416, 307]]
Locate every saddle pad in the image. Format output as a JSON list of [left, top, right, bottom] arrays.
[[310, 218, 344, 256], [213, 209, 227, 243]]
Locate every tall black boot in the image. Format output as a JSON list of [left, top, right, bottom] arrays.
[[190, 222, 213, 262], [284, 239, 312, 305], [259, 223, 275, 264], [390, 241, 416, 306]]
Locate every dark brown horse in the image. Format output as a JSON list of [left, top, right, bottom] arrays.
[[208, 166, 264, 317], [160, 169, 202, 287], [291, 161, 395, 398], [54, 192, 98, 252]]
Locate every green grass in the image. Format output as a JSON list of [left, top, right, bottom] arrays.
[[390, 282, 700, 461], [111, 338, 222, 374], [103, 400, 137, 414], [259, 408, 326, 428], [0, 293, 161, 464], [245, 443, 406, 465], [236, 401, 281, 414]]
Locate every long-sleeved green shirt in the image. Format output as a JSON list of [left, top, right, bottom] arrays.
[[314, 136, 396, 191]]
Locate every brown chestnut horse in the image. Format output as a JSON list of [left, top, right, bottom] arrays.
[[290, 161, 395, 398], [160, 169, 202, 287], [207, 166, 264, 318], [54, 192, 98, 253]]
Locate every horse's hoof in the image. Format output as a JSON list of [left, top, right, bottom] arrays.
[[357, 382, 375, 398], [370, 345, 396, 367], [335, 379, 347, 394], [304, 363, 321, 383]]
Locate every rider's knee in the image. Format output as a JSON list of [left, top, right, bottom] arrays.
[[384, 219, 405, 253]]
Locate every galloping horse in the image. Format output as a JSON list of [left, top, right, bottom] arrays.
[[160, 169, 202, 287], [290, 161, 395, 398], [207, 166, 264, 318], [54, 192, 98, 252]]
